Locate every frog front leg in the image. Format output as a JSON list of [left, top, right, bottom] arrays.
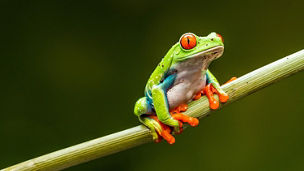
[[204, 69, 237, 109]]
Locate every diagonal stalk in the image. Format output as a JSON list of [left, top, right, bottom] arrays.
[[2, 49, 304, 171]]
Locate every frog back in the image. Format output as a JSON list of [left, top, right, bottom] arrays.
[[144, 47, 175, 97]]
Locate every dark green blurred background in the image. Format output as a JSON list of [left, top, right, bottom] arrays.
[[1, 0, 304, 170]]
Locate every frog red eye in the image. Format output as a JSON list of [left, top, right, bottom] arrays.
[[216, 33, 224, 42], [180, 33, 197, 50]]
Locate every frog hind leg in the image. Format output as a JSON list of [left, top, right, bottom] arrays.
[[151, 74, 181, 134], [134, 97, 175, 143], [134, 97, 160, 142], [148, 115, 175, 144], [139, 115, 175, 143], [146, 109, 199, 144], [137, 73, 200, 144]]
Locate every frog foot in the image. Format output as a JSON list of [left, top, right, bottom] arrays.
[[148, 104, 199, 144], [202, 84, 220, 109], [170, 104, 199, 134], [149, 115, 176, 144], [172, 113, 199, 128], [203, 77, 237, 109]]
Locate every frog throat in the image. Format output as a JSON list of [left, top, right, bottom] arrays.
[[172, 46, 224, 68]]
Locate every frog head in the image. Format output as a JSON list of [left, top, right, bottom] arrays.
[[170, 32, 224, 69]]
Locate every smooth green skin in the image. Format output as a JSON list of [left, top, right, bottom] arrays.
[[134, 32, 225, 140]]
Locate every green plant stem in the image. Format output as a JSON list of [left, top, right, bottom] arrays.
[[2, 49, 304, 171]]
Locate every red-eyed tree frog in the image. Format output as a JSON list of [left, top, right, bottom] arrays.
[[134, 32, 236, 144]]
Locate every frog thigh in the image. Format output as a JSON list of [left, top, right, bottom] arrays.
[[151, 74, 179, 128], [134, 97, 153, 117]]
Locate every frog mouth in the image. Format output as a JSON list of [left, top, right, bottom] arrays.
[[191, 46, 224, 70], [196, 46, 224, 60]]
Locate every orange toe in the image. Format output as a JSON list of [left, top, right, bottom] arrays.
[[160, 129, 175, 144], [193, 92, 202, 100], [210, 85, 217, 93], [209, 99, 219, 109], [177, 104, 188, 112], [172, 113, 200, 127], [203, 84, 220, 109], [170, 104, 188, 114], [224, 77, 237, 85], [188, 117, 199, 127], [219, 93, 229, 103]]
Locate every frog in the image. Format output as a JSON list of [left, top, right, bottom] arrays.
[[134, 32, 236, 144]]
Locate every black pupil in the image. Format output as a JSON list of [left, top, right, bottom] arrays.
[[187, 37, 190, 45]]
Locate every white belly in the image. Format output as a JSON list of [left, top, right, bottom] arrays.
[[167, 70, 206, 109]]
